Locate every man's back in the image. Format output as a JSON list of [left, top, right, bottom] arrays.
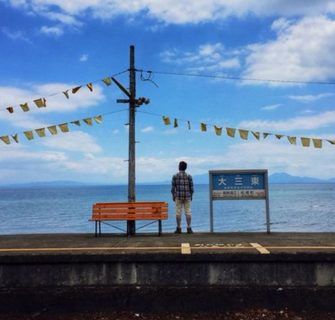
[[171, 171, 194, 201]]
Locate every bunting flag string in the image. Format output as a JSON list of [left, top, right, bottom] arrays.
[[155, 111, 335, 150], [0, 114, 106, 146], [0, 69, 128, 115]]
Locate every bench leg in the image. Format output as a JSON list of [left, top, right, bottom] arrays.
[[158, 220, 162, 236]]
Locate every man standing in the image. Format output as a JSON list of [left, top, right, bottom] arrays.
[[171, 161, 194, 234]]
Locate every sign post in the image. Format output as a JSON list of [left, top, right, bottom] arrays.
[[209, 169, 270, 234]]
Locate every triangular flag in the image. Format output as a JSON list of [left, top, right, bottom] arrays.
[[200, 123, 207, 132], [83, 118, 93, 126], [102, 77, 112, 86], [59, 123, 69, 133], [239, 129, 249, 140], [47, 125, 58, 135], [72, 86, 81, 94], [174, 118, 178, 128], [301, 137, 310, 147], [35, 128, 46, 137], [87, 83, 93, 92], [71, 120, 81, 126], [162, 116, 171, 125], [187, 121, 191, 130], [287, 136, 297, 145], [226, 127, 236, 138], [6, 106, 14, 114], [275, 134, 284, 140], [263, 132, 271, 139], [94, 115, 103, 124], [0, 136, 10, 145], [11, 134, 19, 143], [326, 140, 335, 145], [252, 131, 260, 140], [24, 131, 34, 140], [312, 138, 322, 149], [214, 126, 222, 136], [63, 90, 70, 99], [34, 98, 46, 108], [20, 103, 29, 112]]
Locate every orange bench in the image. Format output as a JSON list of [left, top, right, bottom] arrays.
[[90, 201, 168, 236]]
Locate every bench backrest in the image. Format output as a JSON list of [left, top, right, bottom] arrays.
[[92, 201, 168, 220]]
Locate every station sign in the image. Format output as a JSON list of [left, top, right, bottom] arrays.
[[209, 170, 270, 233]]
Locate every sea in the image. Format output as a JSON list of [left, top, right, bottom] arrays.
[[0, 184, 334, 235]]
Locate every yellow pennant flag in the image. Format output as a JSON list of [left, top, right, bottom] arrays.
[[263, 132, 271, 139], [214, 126, 222, 136], [226, 127, 236, 138], [63, 90, 70, 99], [11, 134, 19, 143], [102, 77, 112, 86], [162, 116, 171, 125], [94, 115, 103, 124], [174, 118, 178, 128], [72, 86, 82, 94], [83, 118, 93, 126], [252, 131, 260, 140], [59, 123, 69, 133], [312, 138, 322, 149], [6, 106, 14, 114], [239, 129, 249, 140], [35, 128, 46, 137], [34, 98, 46, 108], [275, 134, 284, 140], [71, 120, 81, 126], [287, 136, 297, 145], [200, 123, 207, 132], [327, 140, 335, 145], [20, 103, 29, 112], [48, 125, 58, 135], [301, 137, 310, 147], [87, 83, 93, 92], [24, 131, 34, 140], [187, 121, 191, 130], [0, 136, 10, 145]]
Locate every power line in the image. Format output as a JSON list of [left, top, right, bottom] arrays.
[[137, 69, 335, 86]]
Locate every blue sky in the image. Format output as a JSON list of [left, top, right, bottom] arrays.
[[1, 0, 335, 184]]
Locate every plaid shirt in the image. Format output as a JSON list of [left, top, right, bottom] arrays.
[[171, 171, 194, 200]]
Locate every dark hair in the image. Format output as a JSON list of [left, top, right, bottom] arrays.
[[179, 161, 187, 171]]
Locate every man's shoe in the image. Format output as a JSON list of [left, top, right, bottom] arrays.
[[174, 227, 182, 234], [187, 227, 193, 234]]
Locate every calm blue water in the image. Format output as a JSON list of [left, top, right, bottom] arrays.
[[0, 184, 334, 235]]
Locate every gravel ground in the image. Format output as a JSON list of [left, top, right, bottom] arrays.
[[1, 309, 335, 320]]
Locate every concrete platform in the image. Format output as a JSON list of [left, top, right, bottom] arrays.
[[0, 233, 334, 313]]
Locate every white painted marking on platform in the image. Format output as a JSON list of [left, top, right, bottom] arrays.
[[181, 243, 191, 255], [250, 243, 270, 254]]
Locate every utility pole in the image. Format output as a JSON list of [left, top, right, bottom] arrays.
[[128, 45, 136, 235], [114, 46, 150, 235]]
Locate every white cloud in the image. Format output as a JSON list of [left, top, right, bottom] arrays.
[[41, 131, 102, 153], [289, 93, 335, 103], [239, 111, 335, 132], [243, 16, 335, 84], [79, 53, 89, 62], [5, 0, 335, 26], [161, 43, 240, 74], [261, 104, 281, 111], [1, 27, 31, 42], [40, 25, 64, 36], [141, 126, 154, 133]]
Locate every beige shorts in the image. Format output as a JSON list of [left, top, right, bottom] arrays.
[[175, 199, 192, 217]]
